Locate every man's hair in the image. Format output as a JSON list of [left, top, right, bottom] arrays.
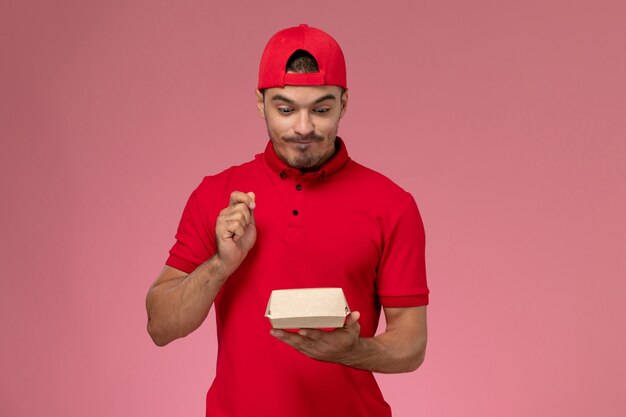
[[286, 50, 320, 73], [261, 50, 346, 97]]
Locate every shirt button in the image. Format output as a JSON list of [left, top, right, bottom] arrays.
[[292, 210, 299, 216], [296, 184, 302, 191]]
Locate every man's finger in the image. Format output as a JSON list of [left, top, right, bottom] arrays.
[[224, 203, 250, 225], [224, 221, 245, 241], [344, 311, 360, 329], [270, 329, 308, 349], [298, 328, 325, 340], [229, 191, 256, 209]]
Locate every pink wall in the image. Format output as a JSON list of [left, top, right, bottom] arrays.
[[1, 1, 625, 416]]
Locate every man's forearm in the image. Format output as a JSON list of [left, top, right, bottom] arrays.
[[337, 330, 426, 374], [146, 255, 230, 346]]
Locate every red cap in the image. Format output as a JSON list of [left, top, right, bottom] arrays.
[[258, 24, 347, 89]]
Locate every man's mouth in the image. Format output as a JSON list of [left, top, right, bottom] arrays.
[[291, 141, 313, 151], [284, 134, 323, 144]]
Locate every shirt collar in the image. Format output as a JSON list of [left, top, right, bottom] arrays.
[[260, 137, 350, 181]]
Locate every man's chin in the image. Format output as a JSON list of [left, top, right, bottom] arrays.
[[286, 154, 319, 169], [289, 159, 316, 169]]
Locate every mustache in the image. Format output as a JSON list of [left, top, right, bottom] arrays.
[[283, 133, 324, 143]]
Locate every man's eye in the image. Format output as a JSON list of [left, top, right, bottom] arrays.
[[314, 108, 330, 113], [278, 108, 293, 114]]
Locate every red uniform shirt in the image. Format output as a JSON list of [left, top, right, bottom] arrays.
[[166, 137, 429, 416]]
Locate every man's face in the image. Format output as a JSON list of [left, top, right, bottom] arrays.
[[256, 85, 348, 170]]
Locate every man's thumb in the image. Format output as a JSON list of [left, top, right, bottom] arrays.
[[247, 191, 256, 224], [345, 311, 360, 327]]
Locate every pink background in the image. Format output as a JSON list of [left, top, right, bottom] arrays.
[[1, 1, 625, 416]]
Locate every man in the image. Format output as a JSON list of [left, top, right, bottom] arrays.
[[146, 24, 429, 416]]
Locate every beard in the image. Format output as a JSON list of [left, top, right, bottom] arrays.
[[267, 130, 337, 170], [287, 151, 320, 169]]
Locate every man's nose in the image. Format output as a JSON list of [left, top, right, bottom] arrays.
[[293, 110, 314, 137]]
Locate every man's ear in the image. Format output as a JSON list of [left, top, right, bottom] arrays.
[[339, 88, 349, 119], [255, 89, 265, 119]]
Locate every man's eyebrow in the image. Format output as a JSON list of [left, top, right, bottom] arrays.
[[270, 93, 338, 104]]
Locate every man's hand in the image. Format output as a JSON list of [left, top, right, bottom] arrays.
[[269, 307, 427, 373], [215, 191, 257, 274], [270, 311, 362, 364]]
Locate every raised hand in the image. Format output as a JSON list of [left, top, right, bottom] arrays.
[[215, 191, 257, 275]]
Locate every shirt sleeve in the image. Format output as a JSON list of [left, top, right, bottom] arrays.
[[165, 181, 216, 274], [376, 192, 430, 307]]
